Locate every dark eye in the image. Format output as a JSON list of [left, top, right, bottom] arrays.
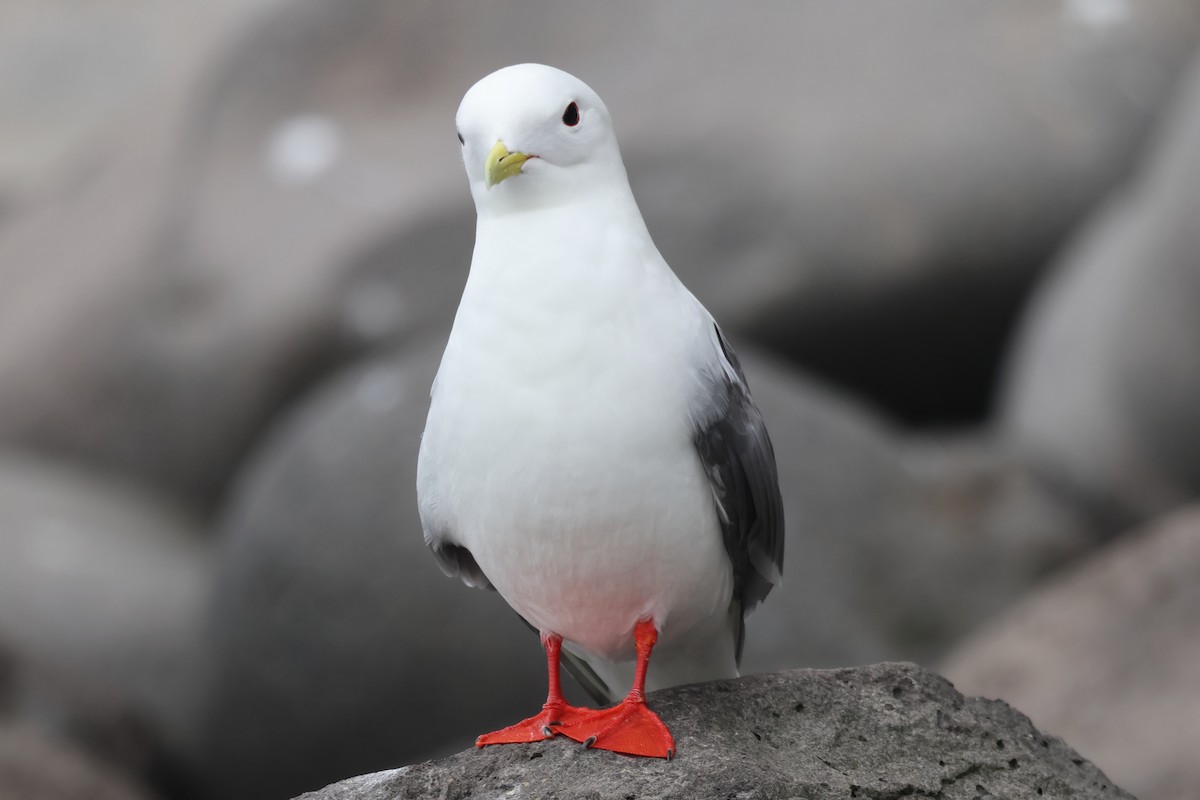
[[457, 131, 465, 145], [562, 102, 580, 127]]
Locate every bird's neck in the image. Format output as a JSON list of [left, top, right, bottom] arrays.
[[462, 184, 668, 333], [474, 183, 654, 265], [477, 177, 643, 221]]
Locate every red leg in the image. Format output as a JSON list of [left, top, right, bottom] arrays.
[[558, 620, 676, 759], [476, 633, 594, 747]]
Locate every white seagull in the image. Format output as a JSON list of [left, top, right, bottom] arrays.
[[416, 64, 784, 759]]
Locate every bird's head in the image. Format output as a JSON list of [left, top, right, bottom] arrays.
[[455, 64, 628, 214]]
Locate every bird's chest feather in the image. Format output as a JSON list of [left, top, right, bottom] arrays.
[[430, 256, 699, 524], [418, 227, 730, 651], [431, 217, 697, 492]]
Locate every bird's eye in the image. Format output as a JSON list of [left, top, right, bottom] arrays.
[[457, 131, 465, 145], [562, 102, 580, 127]]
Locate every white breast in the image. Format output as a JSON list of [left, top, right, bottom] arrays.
[[417, 201, 734, 662]]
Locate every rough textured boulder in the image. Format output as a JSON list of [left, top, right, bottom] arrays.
[[999, 53, 1200, 523], [295, 663, 1129, 800], [943, 508, 1200, 800]]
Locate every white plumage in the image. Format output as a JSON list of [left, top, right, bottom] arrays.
[[417, 64, 782, 713]]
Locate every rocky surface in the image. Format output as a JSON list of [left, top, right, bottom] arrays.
[[295, 663, 1129, 800], [943, 508, 1200, 800], [999, 52, 1200, 523]]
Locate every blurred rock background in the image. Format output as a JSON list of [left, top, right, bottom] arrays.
[[1, 1, 1199, 799]]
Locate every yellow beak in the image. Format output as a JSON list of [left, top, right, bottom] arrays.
[[485, 140, 532, 189]]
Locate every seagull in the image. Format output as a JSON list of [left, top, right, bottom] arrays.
[[416, 63, 784, 760]]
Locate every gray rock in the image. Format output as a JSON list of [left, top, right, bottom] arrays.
[[0, 453, 211, 763], [942, 507, 1200, 800], [900, 432, 1099, 581], [0, 1, 247, 220], [999, 53, 1200, 522], [295, 662, 1130, 800], [0, 0, 299, 511], [0, 642, 168, 800], [739, 354, 1092, 674]]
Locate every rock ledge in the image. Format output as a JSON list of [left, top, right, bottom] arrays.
[[296, 662, 1127, 800]]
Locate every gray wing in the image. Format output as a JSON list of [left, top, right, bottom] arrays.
[[692, 323, 785, 660]]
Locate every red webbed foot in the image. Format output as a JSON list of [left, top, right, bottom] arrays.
[[558, 698, 675, 759], [557, 620, 675, 759], [476, 701, 595, 746], [478, 622, 675, 758]]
